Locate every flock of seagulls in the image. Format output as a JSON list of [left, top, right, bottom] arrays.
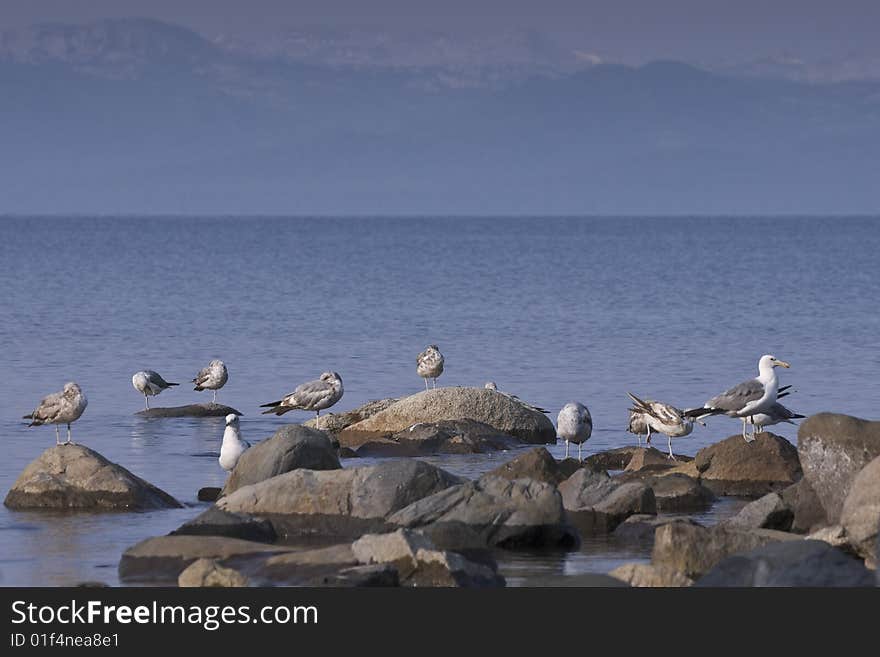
[[21, 347, 804, 470]]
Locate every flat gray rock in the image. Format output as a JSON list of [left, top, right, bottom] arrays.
[[136, 403, 242, 418]]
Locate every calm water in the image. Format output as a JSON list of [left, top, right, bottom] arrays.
[[0, 216, 877, 586]]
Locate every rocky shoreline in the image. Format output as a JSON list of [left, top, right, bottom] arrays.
[[4, 388, 879, 587]]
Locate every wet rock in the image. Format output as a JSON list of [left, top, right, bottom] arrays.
[[780, 478, 827, 534], [839, 454, 880, 561], [337, 387, 556, 448], [584, 446, 646, 471], [218, 460, 461, 539], [798, 413, 880, 523], [356, 420, 520, 457], [624, 448, 693, 472], [171, 506, 277, 543], [693, 432, 801, 497], [648, 474, 715, 512], [198, 487, 221, 502], [558, 469, 655, 533], [4, 444, 182, 510], [178, 558, 251, 587], [609, 563, 693, 587], [387, 475, 576, 550], [695, 540, 875, 587], [651, 521, 799, 579], [613, 514, 701, 545], [136, 403, 241, 418], [338, 447, 359, 459], [485, 447, 565, 485], [221, 424, 340, 496], [720, 492, 794, 532], [119, 535, 290, 583]]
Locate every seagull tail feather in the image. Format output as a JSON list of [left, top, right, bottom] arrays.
[[683, 407, 722, 420], [626, 392, 652, 412], [166, 382, 180, 387]]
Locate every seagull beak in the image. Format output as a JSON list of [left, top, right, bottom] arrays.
[[776, 360, 791, 369]]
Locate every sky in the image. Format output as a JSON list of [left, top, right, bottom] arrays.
[[3, 0, 880, 68]]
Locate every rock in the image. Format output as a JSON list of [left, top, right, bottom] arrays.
[[178, 558, 251, 587], [558, 469, 655, 533], [356, 420, 520, 457], [170, 506, 277, 543], [876, 533, 880, 585], [485, 447, 565, 485], [720, 492, 794, 531], [806, 525, 851, 550], [338, 447, 359, 458], [696, 540, 875, 587], [780, 478, 827, 534], [218, 460, 461, 538], [221, 424, 340, 496], [313, 564, 400, 587], [798, 413, 880, 522], [4, 444, 182, 510], [613, 515, 701, 545], [609, 563, 693, 587], [119, 535, 290, 583], [520, 573, 629, 587], [557, 458, 592, 480], [839, 454, 880, 561], [624, 448, 693, 472], [198, 487, 221, 502], [387, 475, 576, 550], [136, 403, 241, 418], [584, 446, 646, 471], [693, 432, 801, 497], [651, 522, 799, 579], [304, 398, 400, 434], [648, 474, 715, 512], [337, 387, 556, 448]]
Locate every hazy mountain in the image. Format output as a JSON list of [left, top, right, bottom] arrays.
[[2, 19, 879, 214]]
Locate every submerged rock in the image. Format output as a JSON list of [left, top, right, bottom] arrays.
[[356, 419, 520, 457], [798, 413, 880, 523], [693, 432, 801, 497], [609, 563, 693, 587], [4, 444, 182, 510], [136, 403, 241, 418], [337, 387, 556, 447], [696, 540, 875, 587], [221, 424, 340, 496]]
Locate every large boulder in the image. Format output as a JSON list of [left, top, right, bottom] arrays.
[[839, 454, 880, 561], [119, 535, 290, 583], [696, 540, 875, 587], [221, 425, 340, 496], [136, 403, 241, 418], [609, 563, 693, 587], [355, 420, 520, 457], [798, 413, 880, 523], [558, 469, 656, 533], [304, 398, 400, 434], [4, 445, 181, 510], [585, 446, 646, 471], [485, 447, 566, 485], [651, 521, 798, 579], [613, 515, 702, 546], [780, 478, 827, 533], [387, 475, 576, 550], [624, 448, 693, 473], [337, 387, 556, 447], [693, 432, 801, 496], [170, 506, 277, 543], [720, 492, 794, 532], [217, 460, 461, 538], [646, 474, 715, 513]]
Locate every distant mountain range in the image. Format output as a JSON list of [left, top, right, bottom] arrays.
[[2, 18, 879, 214]]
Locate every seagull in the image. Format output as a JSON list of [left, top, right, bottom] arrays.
[[417, 345, 444, 390], [627, 393, 700, 460], [685, 354, 790, 443], [132, 370, 179, 410], [557, 401, 592, 461], [626, 409, 651, 446], [747, 401, 806, 435], [260, 371, 344, 418], [23, 382, 88, 445], [219, 414, 250, 472], [483, 381, 549, 414], [192, 359, 228, 404]]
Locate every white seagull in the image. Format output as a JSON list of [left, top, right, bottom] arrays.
[[627, 392, 700, 460], [747, 401, 806, 435], [192, 359, 228, 404], [557, 401, 592, 461], [260, 371, 344, 418], [219, 414, 250, 471], [686, 354, 791, 442], [132, 370, 179, 410], [417, 345, 444, 390], [23, 382, 88, 445]]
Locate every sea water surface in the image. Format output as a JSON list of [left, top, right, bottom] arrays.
[[0, 216, 877, 586]]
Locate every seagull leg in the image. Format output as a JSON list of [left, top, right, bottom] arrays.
[[578, 443, 583, 462], [424, 379, 429, 391], [433, 378, 437, 389], [564, 440, 569, 459], [667, 435, 676, 460], [66, 424, 72, 445], [646, 426, 652, 446], [54, 426, 60, 446], [212, 390, 217, 404], [145, 395, 150, 410]]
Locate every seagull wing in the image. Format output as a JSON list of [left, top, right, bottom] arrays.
[[705, 378, 765, 413], [25, 390, 64, 424]]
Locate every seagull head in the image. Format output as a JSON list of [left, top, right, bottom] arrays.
[[484, 381, 498, 390], [321, 371, 342, 384], [210, 359, 225, 368], [225, 414, 239, 427], [761, 354, 791, 369], [63, 382, 82, 395]]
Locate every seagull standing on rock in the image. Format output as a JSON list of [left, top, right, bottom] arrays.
[[260, 371, 344, 418], [23, 382, 88, 445], [557, 401, 592, 461], [192, 359, 228, 404], [219, 414, 250, 472], [417, 345, 444, 390], [132, 370, 179, 410], [626, 393, 699, 460], [747, 401, 806, 435], [686, 354, 790, 442]]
